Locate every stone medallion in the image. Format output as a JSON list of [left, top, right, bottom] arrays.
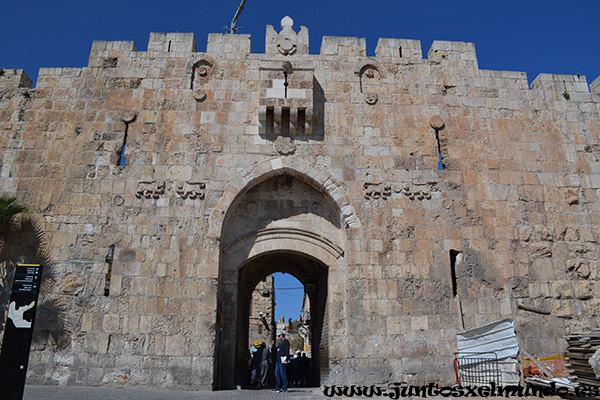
[[274, 136, 296, 155]]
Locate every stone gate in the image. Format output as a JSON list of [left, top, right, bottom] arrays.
[[1, 16, 599, 390]]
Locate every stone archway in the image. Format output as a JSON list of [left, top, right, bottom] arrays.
[[207, 157, 360, 240], [213, 167, 352, 389], [237, 252, 329, 388]]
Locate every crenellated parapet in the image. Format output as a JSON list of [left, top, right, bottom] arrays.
[[375, 38, 422, 60], [428, 40, 478, 67], [531, 73, 593, 100], [592, 76, 600, 94], [147, 32, 196, 53], [70, 15, 598, 95], [206, 33, 251, 56], [320, 36, 366, 57], [88, 40, 137, 69]]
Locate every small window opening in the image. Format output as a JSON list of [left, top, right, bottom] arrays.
[[119, 143, 127, 166], [104, 245, 115, 296], [168, 40, 172, 52], [282, 108, 290, 136], [298, 108, 306, 135], [435, 129, 444, 170], [399, 47, 403, 58], [117, 123, 129, 166], [266, 107, 274, 135], [449, 250, 461, 297]]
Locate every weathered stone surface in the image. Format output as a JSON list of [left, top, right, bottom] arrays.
[[531, 243, 553, 258], [274, 136, 296, 155], [56, 274, 86, 295], [1, 15, 599, 391]]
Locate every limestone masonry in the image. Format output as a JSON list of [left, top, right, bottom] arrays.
[[1, 16, 600, 390]]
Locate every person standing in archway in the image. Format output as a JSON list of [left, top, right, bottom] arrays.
[[273, 330, 290, 393], [269, 339, 277, 387], [253, 341, 270, 389]]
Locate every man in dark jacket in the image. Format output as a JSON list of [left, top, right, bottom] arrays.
[[253, 341, 270, 388], [273, 330, 290, 393]]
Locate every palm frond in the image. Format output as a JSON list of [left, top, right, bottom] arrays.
[[0, 195, 29, 229]]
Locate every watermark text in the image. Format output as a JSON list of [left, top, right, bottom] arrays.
[[322, 382, 599, 398]]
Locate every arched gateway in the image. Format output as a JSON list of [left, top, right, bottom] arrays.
[[210, 158, 359, 389]]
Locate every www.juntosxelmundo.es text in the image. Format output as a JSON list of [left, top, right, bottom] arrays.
[[322, 382, 600, 398]]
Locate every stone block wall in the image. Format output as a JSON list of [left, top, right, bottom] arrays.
[[248, 274, 274, 348], [1, 15, 599, 389]]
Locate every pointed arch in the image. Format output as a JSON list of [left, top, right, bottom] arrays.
[[212, 157, 356, 389], [208, 157, 360, 240]]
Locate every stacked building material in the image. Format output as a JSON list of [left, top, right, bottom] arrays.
[[564, 330, 600, 386]]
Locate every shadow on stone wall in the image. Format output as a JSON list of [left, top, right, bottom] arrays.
[[0, 216, 69, 350]]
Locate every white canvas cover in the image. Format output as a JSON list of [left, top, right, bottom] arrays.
[[456, 319, 520, 385]]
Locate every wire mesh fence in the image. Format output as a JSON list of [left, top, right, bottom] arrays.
[[454, 353, 501, 386]]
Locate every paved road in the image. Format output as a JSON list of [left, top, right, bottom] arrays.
[[24, 385, 325, 400]]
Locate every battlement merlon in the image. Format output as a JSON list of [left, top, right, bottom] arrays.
[[89, 33, 197, 68], [0, 69, 32, 89], [89, 40, 137, 68], [592, 76, 600, 94], [321, 36, 366, 57], [147, 32, 196, 53], [531, 73, 594, 101], [91, 40, 137, 52], [207, 33, 251, 56], [428, 40, 478, 67], [375, 38, 422, 59]]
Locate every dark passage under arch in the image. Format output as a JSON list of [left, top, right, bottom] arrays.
[[216, 252, 328, 389]]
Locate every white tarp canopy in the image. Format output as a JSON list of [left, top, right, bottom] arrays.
[[456, 319, 520, 385]]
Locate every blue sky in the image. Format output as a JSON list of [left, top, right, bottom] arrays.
[[272, 272, 304, 322], [2, 1, 598, 319], [2, 1, 599, 86]]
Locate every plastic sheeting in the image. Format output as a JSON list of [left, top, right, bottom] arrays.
[[590, 348, 600, 379], [456, 319, 520, 385]]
